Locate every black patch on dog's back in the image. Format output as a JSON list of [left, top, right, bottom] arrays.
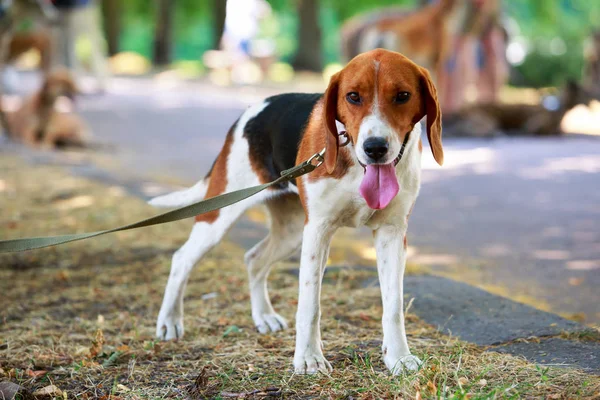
[[243, 93, 322, 187]]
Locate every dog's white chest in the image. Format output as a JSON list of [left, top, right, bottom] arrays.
[[303, 163, 418, 230]]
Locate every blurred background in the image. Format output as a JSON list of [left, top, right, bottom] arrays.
[[1, 0, 599, 325]]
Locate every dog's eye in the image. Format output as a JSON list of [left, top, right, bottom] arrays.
[[395, 92, 411, 104], [346, 92, 361, 105]]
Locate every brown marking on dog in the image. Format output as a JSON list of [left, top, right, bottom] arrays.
[[195, 125, 235, 223], [418, 138, 423, 153], [403, 235, 408, 250]]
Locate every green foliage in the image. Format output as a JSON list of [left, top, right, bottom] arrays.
[[506, 0, 600, 87]]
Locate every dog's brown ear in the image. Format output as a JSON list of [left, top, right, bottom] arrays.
[[323, 72, 340, 174], [420, 67, 444, 166]]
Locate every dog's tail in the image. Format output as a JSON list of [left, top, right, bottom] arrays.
[[148, 178, 209, 208]]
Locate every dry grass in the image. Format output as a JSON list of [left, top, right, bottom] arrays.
[[1, 155, 599, 399]]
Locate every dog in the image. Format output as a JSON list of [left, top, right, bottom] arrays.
[[4, 69, 91, 148], [0, 0, 57, 132], [443, 80, 595, 137], [340, 0, 461, 76], [149, 49, 443, 375], [7, 29, 52, 73]]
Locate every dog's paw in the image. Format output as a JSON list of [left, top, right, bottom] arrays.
[[386, 354, 422, 375], [156, 315, 184, 341], [294, 351, 333, 375], [253, 312, 288, 334]]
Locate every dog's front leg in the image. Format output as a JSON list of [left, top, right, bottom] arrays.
[[293, 220, 334, 374], [374, 225, 422, 374]]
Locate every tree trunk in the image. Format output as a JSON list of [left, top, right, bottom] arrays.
[[153, 0, 174, 65], [212, 0, 226, 50], [291, 0, 322, 72], [102, 0, 121, 56]]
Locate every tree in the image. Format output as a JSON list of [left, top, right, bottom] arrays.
[[212, 0, 226, 50], [102, 0, 121, 56], [153, 0, 174, 65], [292, 0, 322, 72]]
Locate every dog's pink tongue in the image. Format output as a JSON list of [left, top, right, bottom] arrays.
[[359, 164, 400, 209]]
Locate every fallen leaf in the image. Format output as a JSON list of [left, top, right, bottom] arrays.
[[546, 394, 562, 399], [116, 344, 130, 352], [358, 313, 372, 321], [186, 366, 219, 398], [426, 380, 437, 394], [26, 369, 48, 378], [55, 271, 69, 282], [116, 384, 130, 392], [478, 379, 487, 386], [33, 384, 63, 398], [458, 377, 469, 386], [89, 329, 104, 359]]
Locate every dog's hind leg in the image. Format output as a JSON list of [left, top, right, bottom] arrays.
[[244, 194, 305, 334], [156, 107, 273, 340], [156, 201, 249, 341]]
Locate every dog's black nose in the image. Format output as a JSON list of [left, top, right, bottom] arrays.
[[363, 137, 389, 161]]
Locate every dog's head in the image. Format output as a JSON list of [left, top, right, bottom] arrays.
[[40, 69, 78, 104], [323, 48, 443, 175]]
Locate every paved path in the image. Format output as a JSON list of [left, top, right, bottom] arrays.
[[8, 74, 600, 324]]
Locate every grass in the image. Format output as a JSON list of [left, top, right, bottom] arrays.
[[1, 155, 599, 399]]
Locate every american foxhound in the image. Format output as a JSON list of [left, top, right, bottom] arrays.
[[149, 48, 443, 375]]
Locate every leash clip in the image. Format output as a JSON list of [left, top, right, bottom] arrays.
[[307, 151, 325, 168]]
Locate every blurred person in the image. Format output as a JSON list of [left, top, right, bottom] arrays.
[[51, 0, 109, 93], [584, 30, 600, 94], [441, 0, 508, 113], [221, 0, 271, 63]]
